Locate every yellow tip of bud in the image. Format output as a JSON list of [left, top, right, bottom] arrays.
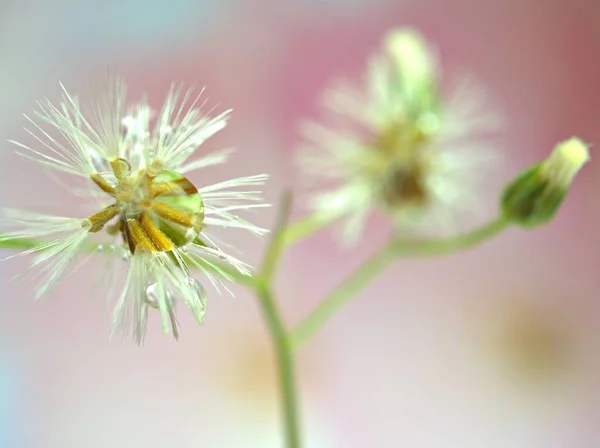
[[542, 138, 590, 187]]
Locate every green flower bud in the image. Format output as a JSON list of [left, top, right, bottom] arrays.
[[501, 138, 590, 228]]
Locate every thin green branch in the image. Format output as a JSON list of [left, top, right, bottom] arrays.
[[290, 216, 509, 349], [289, 242, 396, 349], [255, 191, 301, 448], [260, 191, 294, 281], [255, 283, 301, 448], [281, 215, 330, 247], [389, 216, 509, 257]]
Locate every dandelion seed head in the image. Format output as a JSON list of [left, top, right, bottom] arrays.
[[3, 74, 269, 343], [298, 28, 502, 243]]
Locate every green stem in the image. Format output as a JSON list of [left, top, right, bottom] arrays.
[[255, 281, 301, 448], [389, 216, 509, 257], [281, 215, 330, 247], [289, 243, 396, 349], [256, 191, 301, 448], [261, 192, 293, 280], [290, 216, 509, 348]]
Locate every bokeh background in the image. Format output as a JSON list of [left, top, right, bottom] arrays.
[[1, 0, 600, 447]]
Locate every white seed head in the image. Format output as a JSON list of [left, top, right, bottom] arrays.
[[297, 27, 501, 244], [3, 74, 269, 342]]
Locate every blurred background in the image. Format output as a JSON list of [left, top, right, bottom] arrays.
[[1, 0, 600, 446]]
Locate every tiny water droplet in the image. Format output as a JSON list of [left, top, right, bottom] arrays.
[[145, 283, 159, 308], [145, 283, 176, 309], [96, 244, 104, 253], [187, 278, 205, 300], [187, 278, 208, 312]]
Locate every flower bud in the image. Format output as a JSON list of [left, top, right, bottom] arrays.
[[501, 138, 590, 228]]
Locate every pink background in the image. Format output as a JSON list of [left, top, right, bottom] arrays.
[[1, 0, 600, 447]]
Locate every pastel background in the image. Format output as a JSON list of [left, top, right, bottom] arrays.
[[1, 0, 600, 447]]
